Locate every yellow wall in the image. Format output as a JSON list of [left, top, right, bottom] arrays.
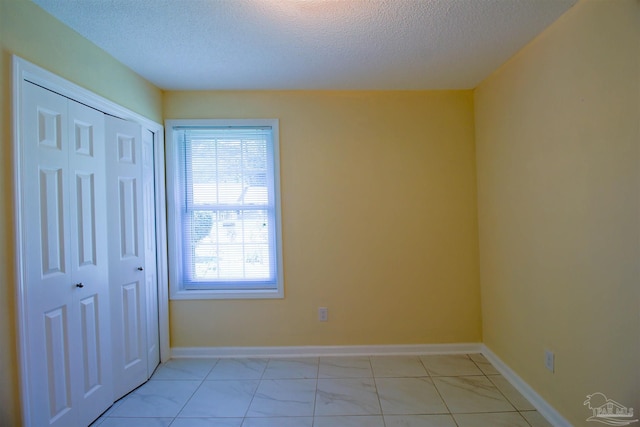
[[0, 0, 162, 424], [474, 0, 639, 425], [165, 91, 482, 348]]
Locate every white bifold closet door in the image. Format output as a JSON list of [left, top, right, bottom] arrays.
[[142, 129, 161, 377], [20, 81, 159, 426], [22, 82, 113, 427], [105, 116, 150, 400]]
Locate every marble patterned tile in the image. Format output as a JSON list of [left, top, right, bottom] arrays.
[[376, 377, 448, 415], [432, 376, 515, 413], [370, 356, 428, 378], [171, 418, 243, 427], [521, 411, 554, 427], [318, 357, 373, 378], [488, 375, 535, 410], [419, 354, 483, 376], [315, 378, 381, 416], [207, 358, 268, 380], [468, 353, 500, 375], [263, 358, 319, 379], [453, 412, 530, 427], [99, 418, 173, 427], [246, 379, 317, 417], [313, 415, 385, 427], [241, 417, 313, 427], [105, 398, 125, 414], [384, 414, 458, 427], [179, 380, 259, 417], [93, 354, 545, 426], [110, 380, 200, 417], [91, 398, 124, 425], [151, 358, 217, 380]]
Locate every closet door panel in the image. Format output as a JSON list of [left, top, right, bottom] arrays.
[[106, 115, 148, 400], [79, 295, 100, 389], [22, 82, 76, 427], [68, 100, 112, 426], [43, 306, 72, 422], [142, 129, 160, 376], [39, 167, 66, 276]]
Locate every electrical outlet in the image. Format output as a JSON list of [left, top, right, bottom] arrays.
[[318, 307, 328, 322], [544, 350, 555, 373]]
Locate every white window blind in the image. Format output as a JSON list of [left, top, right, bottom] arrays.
[[174, 125, 280, 291]]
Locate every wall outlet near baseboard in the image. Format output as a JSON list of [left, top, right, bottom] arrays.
[[318, 307, 328, 322], [544, 349, 555, 373]]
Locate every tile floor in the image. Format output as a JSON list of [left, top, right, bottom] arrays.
[[91, 353, 553, 427]]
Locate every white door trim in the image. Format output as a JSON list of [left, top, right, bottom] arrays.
[[12, 55, 170, 425]]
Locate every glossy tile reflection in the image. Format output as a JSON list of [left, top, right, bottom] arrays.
[[91, 353, 549, 426]]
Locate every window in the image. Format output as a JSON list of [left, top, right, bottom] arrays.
[[166, 119, 283, 299]]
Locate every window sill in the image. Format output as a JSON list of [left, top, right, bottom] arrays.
[[170, 288, 284, 300]]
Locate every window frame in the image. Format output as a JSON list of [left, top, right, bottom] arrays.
[[165, 119, 284, 300]]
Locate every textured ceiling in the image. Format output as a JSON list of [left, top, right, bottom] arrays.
[[32, 0, 577, 90]]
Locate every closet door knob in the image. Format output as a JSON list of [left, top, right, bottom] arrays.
[[137, 266, 144, 271], [75, 283, 84, 288]]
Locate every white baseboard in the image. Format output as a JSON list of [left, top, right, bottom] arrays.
[[171, 342, 482, 358], [481, 345, 571, 427]]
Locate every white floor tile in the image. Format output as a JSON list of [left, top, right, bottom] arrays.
[[207, 359, 268, 380], [318, 357, 373, 378], [110, 380, 200, 418], [520, 410, 555, 427], [263, 358, 319, 379], [94, 354, 545, 426], [100, 418, 173, 427], [376, 377, 448, 415], [488, 375, 535, 411], [171, 418, 243, 427], [384, 414, 458, 427], [179, 380, 259, 417], [453, 411, 530, 427], [152, 358, 217, 380], [432, 376, 515, 413], [241, 417, 313, 427], [420, 354, 483, 376], [247, 379, 317, 417], [370, 356, 428, 377], [315, 378, 381, 416], [313, 415, 385, 427], [469, 354, 500, 375]]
